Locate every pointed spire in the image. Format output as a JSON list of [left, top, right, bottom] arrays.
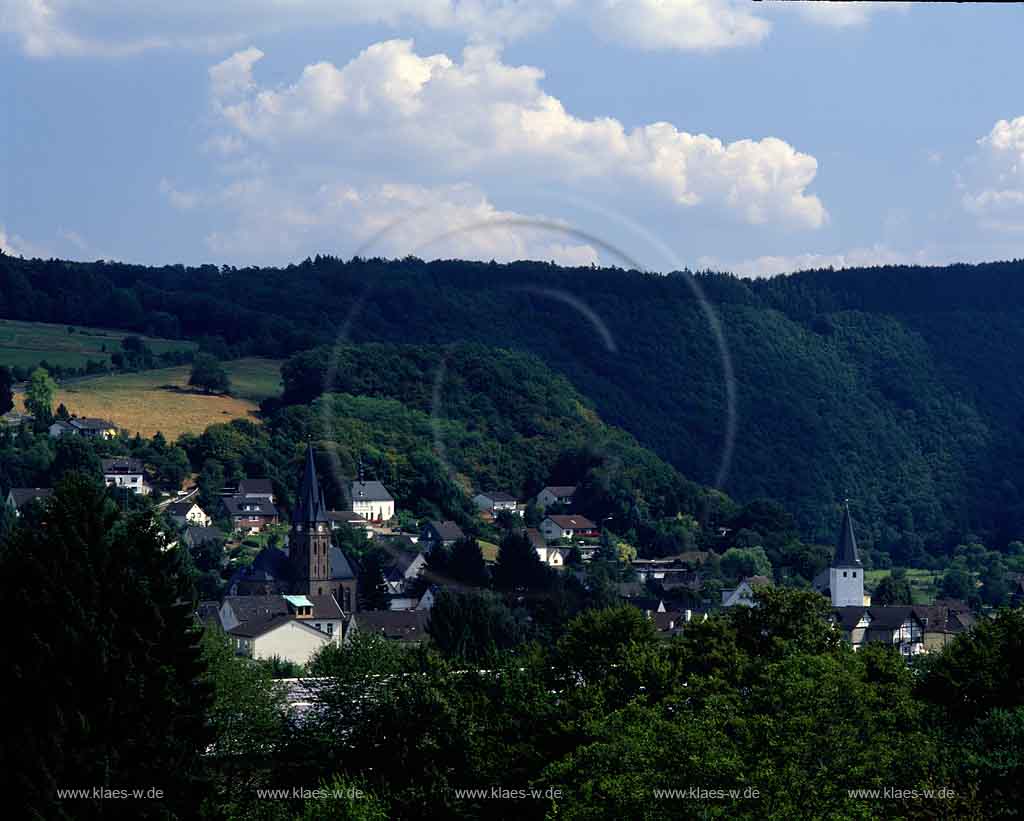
[[293, 444, 329, 524], [833, 500, 861, 567]]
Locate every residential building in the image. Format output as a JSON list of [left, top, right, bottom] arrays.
[[238, 478, 275, 502], [420, 520, 465, 551], [48, 420, 74, 438], [222, 495, 279, 533], [473, 491, 520, 515], [349, 480, 395, 523], [5, 487, 53, 516], [831, 606, 926, 656], [383, 550, 428, 595], [539, 514, 599, 543], [68, 417, 118, 439], [536, 545, 568, 567], [535, 485, 577, 510], [167, 500, 211, 528], [350, 610, 430, 644], [220, 593, 346, 640], [327, 509, 375, 537], [721, 575, 773, 608], [228, 616, 335, 666], [102, 457, 149, 495], [183, 525, 225, 550]]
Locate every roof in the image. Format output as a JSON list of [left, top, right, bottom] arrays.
[[524, 528, 547, 550], [833, 605, 922, 632], [223, 495, 279, 517], [350, 480, 394, 503], [224, 593, 342, 622], [293, 445, 330, 524], [355, 610, 430, 641], [184, 525, 225, 545], [101, 457, 143, 474], [227, 614, 331, 640], [7, 487, 54, 508], [238, 478, 274, 496], [390, 550, 425, 575], [70, 417, 117, 431], [424, 520, 465, 541], [167, 500, 202, 516], [283, 594, 314, 609], [542, 485, 577, 498], [195, 601, 221, 627], [328, 546, 357, 580], [545, 514, 597, 530], [478, 491, 518, 502], [327, 509, 365, 524], [833, 503, 861, 566]]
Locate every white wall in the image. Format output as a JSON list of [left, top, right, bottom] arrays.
[[253, 621, 333, 666]]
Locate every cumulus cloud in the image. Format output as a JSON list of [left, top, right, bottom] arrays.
[[0, 224, 50, 258], [698, 244, 946, 278], [209, 41, 826, 229], [195, 179, 599, 266], [2, 0, 893, 58], [961, 115, 1024, 232]]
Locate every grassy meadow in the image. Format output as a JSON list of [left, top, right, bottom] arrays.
[[17, 358, 283, 440], [864, 567, 942, 604], [0, 318, 195, 370]]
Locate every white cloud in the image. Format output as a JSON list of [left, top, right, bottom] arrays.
[[698, 244, 946, 278], [961, 115, 1024, 232], [209, 41, 826, 229], [763, 1, 911, 29], [2, 0, 893, 58], [199, 179, 600, 266], [159, 178, 202, 210], [0, 224, 50, 258]]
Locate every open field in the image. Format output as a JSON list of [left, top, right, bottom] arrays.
[[864, 568, 942, 604], [0, 318, 196, 370], [17, 358, 283, 440]]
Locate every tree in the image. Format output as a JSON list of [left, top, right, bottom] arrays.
[[2, 474, 212, 819], [358, 549, 391, 611], [940, 567, 974, 601], [189, 353, 231, 395], [493, 530, 549, 590], [0, 365, 13, 415], [449, 536, 489, 586], [426, 590, 527, 662], [720, 545, 772, 581], [23, 366, 56, 424], [873, 569, 913, 605]]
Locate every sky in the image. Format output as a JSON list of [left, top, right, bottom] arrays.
[[1, 1, 1022, 276]]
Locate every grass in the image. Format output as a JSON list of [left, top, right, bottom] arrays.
[[0, 318, 195, 370], [864, 568, 942, 605], [17, 358, 283, 441]]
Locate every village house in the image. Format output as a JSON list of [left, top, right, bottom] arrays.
[[222, 494, 279, 533], [539, 514, 599, 543], [237, 478, 276, 502], [721, 575, 774, 608], [220, 593, 346, 641], [229, 615, 336, 667], [535, 485, 577, 510], [183, 525, 225, 550], [1, 410, 34, 436], [420, 520, 465, 551], [102, 457, 150, 495], [5, 487, 53, 516], [831, 606, 926, 656], [51, 417, 119, 439], [383, 550, 428, 595], [166, 500, 211, 528], [327, 509, 375, 537], [350, 610, 431, 644], [473, 491, 520, 516], [350, 480, 395, 523]]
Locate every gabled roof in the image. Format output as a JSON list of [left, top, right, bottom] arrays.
[[478, 491, 518, 502], [238, 478, 274, 496], [223, 495, 279, 517], [7, 487, 54, 508], [224, 593, 341, 622], [350, 480, 394, 503], [70, 417, 116, 430], [167, 500, 203, 516], [544, 514, 597, 530], [424, 520, 465, 541], [354, 610, 429, 641], [293, 445, 330, 524], [833, 503, 861, 567], [541, 485, 577, 498], [184, 525, 224, 545], [228, 614, 331, 640], [101, 457, 143, 474]]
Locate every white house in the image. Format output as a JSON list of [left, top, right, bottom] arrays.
[[220, 593, 346, 641], [5, 487, 54, 516], [229, 618, 334, 666], [167, 500, 211, 528], [473, 492, 520, 515], [721, 576, 773, 608], [535, 485, 577, 510], [350, 480, 395, 523], [101, 457, 149, 495], [539, 514, 599, 543], [536, 546, 568, 567]]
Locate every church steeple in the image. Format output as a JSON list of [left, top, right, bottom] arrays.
[[833, 501, 861, 567], [293, 444, 329, 525], [830, 501, 864, 607]]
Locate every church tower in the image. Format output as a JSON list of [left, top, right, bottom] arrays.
[[830, 501, 865, 607], [289, 444, 332, 597]]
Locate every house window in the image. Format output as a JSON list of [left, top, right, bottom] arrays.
[[852, 571, 857, 578], [327, 623, 334, 635], [843, 571, 848, 577]]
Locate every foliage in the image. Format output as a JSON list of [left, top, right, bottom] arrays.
[[873, 568, 914, 605], [426, 590, 528, 662], [493, 530, 551, 590], [189, 352, 231, 395], [24, 365, 57, 423], [0, 364, 13, 415]]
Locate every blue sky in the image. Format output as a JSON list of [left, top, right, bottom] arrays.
[[2, 1, 1022, 276]]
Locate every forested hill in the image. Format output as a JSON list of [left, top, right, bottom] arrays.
[[3, 251, 1023, 560]]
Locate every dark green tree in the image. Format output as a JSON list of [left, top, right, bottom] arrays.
[[1, 474, 213, 819], [873, 568, 913, 605], [0, 365, 16, 415], [189, 353, 231, 395], [492, 530, 550, 590], [426, 590, 526, 662], [449, 536, 489, 586], [358, 549, 391, 611]]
